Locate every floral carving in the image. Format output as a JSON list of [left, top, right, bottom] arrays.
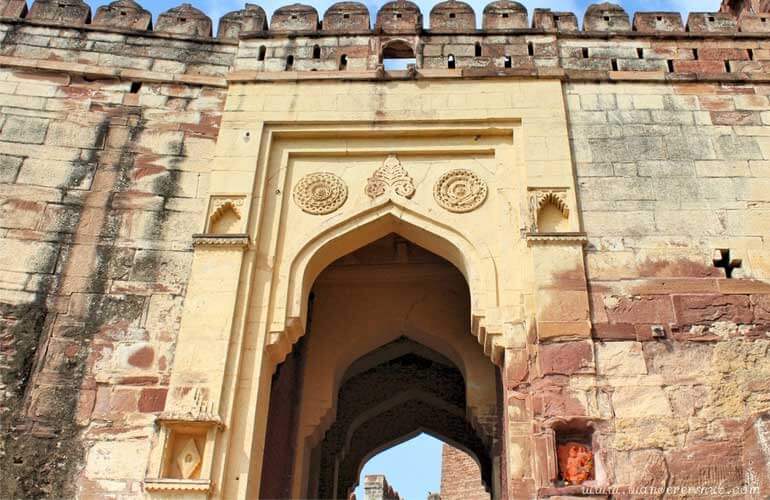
[[557, 442, 594, 485], [528, 189, 570, 232], [366, 154, 415, 200], [293, 172, 348, 215], [433, 169, 488, 213]]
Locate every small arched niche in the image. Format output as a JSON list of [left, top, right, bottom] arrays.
[[206, 197, 245, 234], [530, 190, 570, 233]]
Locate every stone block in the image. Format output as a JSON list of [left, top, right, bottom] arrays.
[[0, 154, 23, 182], [538, 340, 594, 376], [532, 9, 578, 31], [430, 0, 476, 32], [739, 13, 770, 33], [271, 3, 319, 32], [156, 3, 213, 37], [322, 2, 369, 33], [632, 12, 683, 32], [0, 0, 27, 18], [673, 294, 753, 325], [612, 385, 672, 417], [583, 2, 631, 32], [596, 341, 647, 376], [0, 115, 49, 144], [219, 4, 268, 39], [93, 0, 152, 31], [483, 0, 528, 30], [666, 442, 744, 490], [137, 388, 167, 412], [28, 0, 91, 25], [686, 12, 738, 33]]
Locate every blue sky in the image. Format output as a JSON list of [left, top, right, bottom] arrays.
[[85, 0, 723, 32], [80, 0, 723, 498]]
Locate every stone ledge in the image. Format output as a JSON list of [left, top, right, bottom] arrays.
[[0, 15, 238, 46], [526, 232, 589, 245], [144, 479, 211, 493], [157, 413, 225, 428], [191, 234, 250, 249], [0, 55, 228, 87]]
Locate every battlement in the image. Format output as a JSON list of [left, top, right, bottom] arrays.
[[0, 0, 769, 83], [3, 0, 770, 39]]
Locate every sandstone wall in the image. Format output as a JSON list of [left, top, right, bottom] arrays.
[[564, 79, 770, 494], [0, 0, 768, 498], [0, 23, 227, 498]]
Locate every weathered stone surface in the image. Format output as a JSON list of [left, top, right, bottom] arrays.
[[595, 341, 647, 376], [323, 2, 369, 32], [219, 4, 268, 39], [93, 0, 152, 31], [0, 5, 769, 500], [156, 3, 213, 37], [539, 340, 594, 376], [482, 0, 527, 30], [612, 385, 672, 418], [271, 3, 319, 32], [28, 0, 90, 25]]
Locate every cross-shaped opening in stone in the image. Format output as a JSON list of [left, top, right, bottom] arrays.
[[713, 248, 742, 279]]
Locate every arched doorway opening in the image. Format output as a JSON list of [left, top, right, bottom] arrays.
[[261, 233, 502, 499]]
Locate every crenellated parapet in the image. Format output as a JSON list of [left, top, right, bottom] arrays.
[[0, 0, 766, 41], [0, 0, 767, 83]]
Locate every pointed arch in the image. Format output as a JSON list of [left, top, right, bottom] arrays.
[[266, 197, 500, 366]]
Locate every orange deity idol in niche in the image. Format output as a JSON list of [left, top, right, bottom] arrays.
[[557, 442, 594, 485]]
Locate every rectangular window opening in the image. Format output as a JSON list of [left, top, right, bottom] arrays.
[[130, 81, 142, 94]]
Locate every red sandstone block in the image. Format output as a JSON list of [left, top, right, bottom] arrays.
[[687, 12, 738, 33], [108, 389, 139, 413], [711, 110, 761, 125], [667, 442, 744, 491], [673, 294, 753, 325], [673, 60, 728, 74], [138, 388, 167, 413], [751, 295, 770, 321], [504, 348, 528, 388], [739, 14, 770, 33], [531, 379, 587, 418], [699, 95, 735, 111], [593, 322, 637, 340], [604, 295, 676, 325], [538, 340, 594, 376], [719, 279, 770, 294], [698, 48, 750, 61]]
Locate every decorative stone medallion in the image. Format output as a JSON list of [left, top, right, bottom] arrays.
[[433, 169, 488, 213], [366, 154, 415, 200], [293, 172, 348, 215]]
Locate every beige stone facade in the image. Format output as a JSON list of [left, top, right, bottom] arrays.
[[0, 0, 769, 499]]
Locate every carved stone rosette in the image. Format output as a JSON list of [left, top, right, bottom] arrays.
[[293, 172, 348, 215], [433, 169, 488, 213], [366, 154, 416, 199]]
